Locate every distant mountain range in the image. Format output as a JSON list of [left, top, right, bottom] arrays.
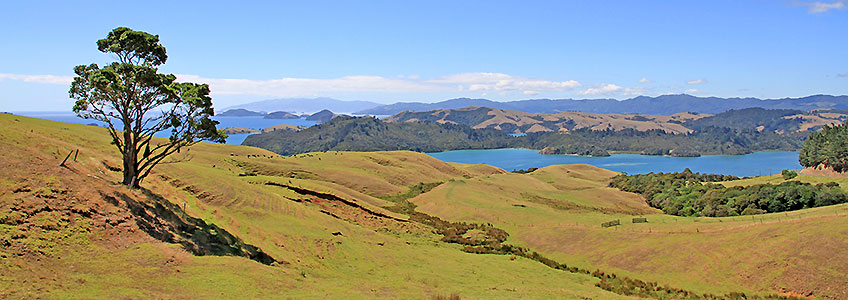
[[356, 94, 848, 115], [222, 97, 381, 114]]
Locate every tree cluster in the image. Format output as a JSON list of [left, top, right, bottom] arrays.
[[799, 122, 848, 172], [609, 169, 846, 217]]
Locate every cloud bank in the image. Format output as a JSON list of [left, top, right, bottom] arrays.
[[0, 73, 73, 85], [0, 72, 657, 99]]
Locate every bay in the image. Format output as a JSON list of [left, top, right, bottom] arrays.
[[427, 148, 801, 177]]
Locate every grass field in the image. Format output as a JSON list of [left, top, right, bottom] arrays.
[[2, 113, 846, 299], [411, 165, 848, 298], [0, 114, 635, 299]]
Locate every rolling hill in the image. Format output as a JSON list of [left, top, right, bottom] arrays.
[[386, 106, 707, 134], [386, 106, 847, 135], [2, 113, 847, 298]]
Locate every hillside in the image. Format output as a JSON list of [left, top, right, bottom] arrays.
[[0, 114, 633, 299], [387, 106, 847, 135], [245, 115, 804, 157], [685, 108, 847, 133], [3, 114, 847, 299], [411, 166, 848, 299], [243, 116, 516, 155], [386, 106, 707, 134], [358, 94, 848, 115]]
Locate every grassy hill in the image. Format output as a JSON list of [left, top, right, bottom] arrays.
[[411, 167, 848, 298], [2, 113, 846, 298], [0, 114, 632, 299], [386, 106, 847, 135]]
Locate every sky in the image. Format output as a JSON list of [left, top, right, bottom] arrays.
[[1, 0, 847, 111]]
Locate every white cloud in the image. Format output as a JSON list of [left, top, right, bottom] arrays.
[[173, 72, 584, 97], [579, 84, 623, 96], [685, 88, 700, 94], [687, 79, 707, 85], [838, 72, 848, 78], [638, 77, 651, 83], [0, 71, 652, 100], [427, 72, 581, 93], [622, 87, 649, 96], [175, 74, 447, 97], [800, 1, 845, 13], [0, 73, 73, 85]]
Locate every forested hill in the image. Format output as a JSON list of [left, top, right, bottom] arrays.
[[242, 116, 515, 155], [243, 116, 804, 157], [358, 94, 848, 115]]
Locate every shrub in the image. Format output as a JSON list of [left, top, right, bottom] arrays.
[[781, 169, 798, 180]]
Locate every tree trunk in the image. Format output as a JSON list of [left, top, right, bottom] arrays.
[[122, 152, 140, 188]]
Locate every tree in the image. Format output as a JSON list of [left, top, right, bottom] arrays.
[[781, 169, 798, 180], [70, 27, 225, 188], [799, 123, 848, 172]]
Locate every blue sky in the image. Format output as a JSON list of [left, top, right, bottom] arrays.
[[1, 0, 846, 111]]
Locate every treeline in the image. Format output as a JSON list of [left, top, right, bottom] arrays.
[[244, 116, 805, 156], [609, 169, 847, 217], [799, 122, 848, 172]]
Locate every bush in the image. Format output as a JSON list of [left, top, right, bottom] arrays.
[[781, 169, 798, 180]]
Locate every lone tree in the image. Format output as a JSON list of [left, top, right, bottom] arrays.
[[70, 27, 225, 188]]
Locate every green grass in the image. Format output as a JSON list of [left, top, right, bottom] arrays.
[[3, 113, 846, 299]]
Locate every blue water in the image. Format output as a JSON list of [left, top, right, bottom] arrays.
[[427, 148, 802, 177], [15, 112, 315, 145]]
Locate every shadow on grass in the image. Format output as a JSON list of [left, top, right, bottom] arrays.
[[102, 188, 283, 266]]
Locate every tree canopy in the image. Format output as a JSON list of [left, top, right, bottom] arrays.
[[799, 123, 848, 172], [70, 27, 225, 187]]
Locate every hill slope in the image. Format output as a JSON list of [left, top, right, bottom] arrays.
[[386, 106, 707, 134], [3, 113, 847, 298], [0, 114, 634, 299]]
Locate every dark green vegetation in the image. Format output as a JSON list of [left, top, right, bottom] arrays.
[[527, 126, 802, 156], [69, 27, 224, 187], [799, 122, 848, 172], [246, 116, 804, 156], [510, 168, 538, 174], [683, 108, 804, 132], [610, 169, 847, 217], [243, 116, 515, 155], [781, 170, 798, 180]]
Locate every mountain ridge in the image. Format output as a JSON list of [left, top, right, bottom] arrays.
[[223, 97, 381, 114], [357, 94, 848, 115]]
